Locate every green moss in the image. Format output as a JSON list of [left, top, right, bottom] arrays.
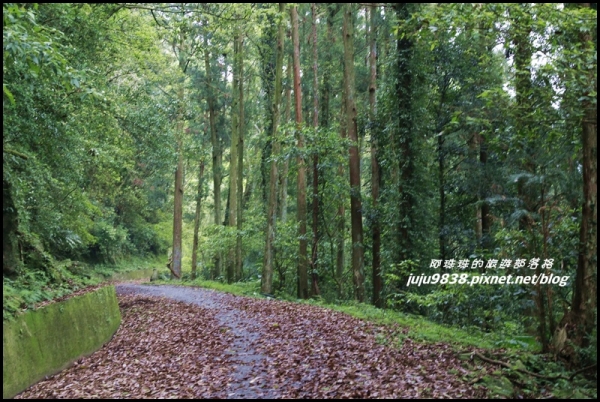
[[3, 286, 121, 399]]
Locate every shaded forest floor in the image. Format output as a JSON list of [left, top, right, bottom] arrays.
[[17, 284, 493, 398]]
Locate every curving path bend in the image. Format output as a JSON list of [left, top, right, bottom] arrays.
[[17, 284, 487, 399]]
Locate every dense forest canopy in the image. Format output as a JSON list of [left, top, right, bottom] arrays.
[[3, 2, 596, 370]]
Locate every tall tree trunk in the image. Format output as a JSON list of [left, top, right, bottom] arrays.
[[436, 76, 449, 261], [191, 159, 205, 279], [512, 5, 548, 350], [395, 3, 415, 273], [262, 3, 285, 295], [171, 152, 184, 279], [169, 28, 193, 280], [236, 33, 245, 282], [227, 32, 240, 284], [320, 5, 334, 129], [470, 133, 483, 245], [561, 2, 597, 352], [310, 3, 321, 297], [292, 5, 309, 299], [171, 87, 184, 279], [438, 129, 446, 261], [259, 6, 277, 206], [368, 4, 382, 308], [343, 4, 365, 303], [512, 5, 535, 233], [473, 17, 493, 253], [337, 92, 347, 300], [320, 5, 344, 300], [204, 45, 222, 280], [479, 135, 491, 249], [278, 58, 292, 223]]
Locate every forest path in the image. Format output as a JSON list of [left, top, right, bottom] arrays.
[[115, 284, 277, 399], [17, 284, 486, 399]]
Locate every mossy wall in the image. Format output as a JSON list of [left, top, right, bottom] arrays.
[[2, 285, 121, 398]]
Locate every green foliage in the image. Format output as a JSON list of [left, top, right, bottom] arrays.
[[3, 257, 161, 321], [486, 350, 598, 398], [3, 3, 75, 96], [384, 260, 538, 341], [3, 3, 596, 390], [89, 221, 129, 264], [3, 4, 178, 283]]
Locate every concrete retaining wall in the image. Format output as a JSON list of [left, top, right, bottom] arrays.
[[3, 285, 121, 398]]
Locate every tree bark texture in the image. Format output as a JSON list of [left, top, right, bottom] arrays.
[[292, 5, 309, 299], [262, 3, 285, 295], [277, 57, 292, 223], [369, 4, 382, 308], [227, 32, 240, 284], [395, 3, 415, 271], [191, 159, 205, 279], [344, 4, 365, 303], [171, 79, 185, 280], [310, 3, 321, 297], [562, 2, 597, 352], [236, 32, 245, 282], [204, 46, 222, 280]]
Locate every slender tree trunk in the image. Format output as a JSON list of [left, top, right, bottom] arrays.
[[512, 5, 548, 350], [337, 95, 347, 300], [562, 2, 597, 351], [321, 5, 344, 300], [171, 98, 184, 279], [191, 159, 205, 279], [292, 5, 309, 299], [395, 3, 415, 271], [204, 45, 222, 280], [436, 78, 449, 261], [170, 29, 192, 280], [480, 135, 491, 249], [438, 131, 446, 260], [242, 168, 253, 209], [512, 5, 535, 233], [278, 57, 293, 223], [343, 4, 365, 303], [172, 149, 184, 279], [227, 32, 240, 284], [262, 3, 285, 295], [368, 4, 382, 308], [223, 188, 230, 226], [310, 3, 321, 297], [259, 7, 277, 207], [474, 18, 493, 253], [320, 5, 333, 130], [236, 33, 245, 282], [470, 133, 483, 245]]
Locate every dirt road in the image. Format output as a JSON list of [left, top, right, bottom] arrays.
[[17, 284, 485, 399]]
